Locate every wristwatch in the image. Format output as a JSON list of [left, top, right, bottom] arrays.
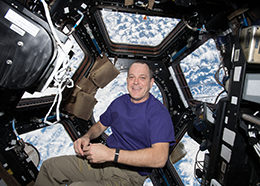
[[114, 148, 120, 163]]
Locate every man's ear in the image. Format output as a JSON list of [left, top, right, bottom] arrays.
[[150, 78, 154, 88]]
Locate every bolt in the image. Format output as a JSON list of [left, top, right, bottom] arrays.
[[6, 60, 12, 65], [17, 41, 24, 47]]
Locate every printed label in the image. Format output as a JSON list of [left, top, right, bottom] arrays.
[[10, 23, 25, 36], [4, 9, 39, 37]]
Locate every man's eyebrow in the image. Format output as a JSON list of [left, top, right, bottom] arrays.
[[140, 74, 148, 77], [128, 73, 148, 76]]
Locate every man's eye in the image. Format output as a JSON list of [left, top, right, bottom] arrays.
[[141, 77, 146, 79]]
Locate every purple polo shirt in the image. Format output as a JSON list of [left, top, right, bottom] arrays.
[[100, 93, 175, 175]]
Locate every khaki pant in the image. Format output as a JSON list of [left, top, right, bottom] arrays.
[[34, 155, 147, 186]]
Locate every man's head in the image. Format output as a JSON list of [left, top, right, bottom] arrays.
[[127, 61, 154, 104]]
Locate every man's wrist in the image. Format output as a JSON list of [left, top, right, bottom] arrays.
[[82, 134, 91, 140]]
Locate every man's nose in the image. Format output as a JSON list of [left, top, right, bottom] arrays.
[[134, 78, 139, 84]]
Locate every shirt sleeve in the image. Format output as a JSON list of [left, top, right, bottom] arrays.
[[149, 108, 176, 146], [100, 104, 111, 127]]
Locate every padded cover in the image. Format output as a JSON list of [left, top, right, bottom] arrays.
[[89, 55, 120, 88], [65, 55, 120, 121], [65, 91, 97, 121], [0, 1, 55, 90]]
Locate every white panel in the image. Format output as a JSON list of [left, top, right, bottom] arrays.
[[243, 73, 260, 104], [220, 161, 227, 173], [220, 144, 232, 163], [233, 66, 242, 82], [245, 79, 260, 96], [64, 7, 69, 14], [231, 96, 238, 105], [234, 49, 240, 62], [225, 116, 229, 124], [81, 3, 87, 9], [223, 127, 236, 147]]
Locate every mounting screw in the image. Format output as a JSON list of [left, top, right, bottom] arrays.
[[6, 60, 12, 65], [17, 41, 24, 47]]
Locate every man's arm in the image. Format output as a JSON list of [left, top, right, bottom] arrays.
[[82, 121, 107, 140], [117, 142, 169, 168], [84, 142, 169, 168], [73, 121, 107, 156]]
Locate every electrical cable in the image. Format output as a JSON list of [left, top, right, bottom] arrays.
[[194, 148, 203, 185], [66, 10, 84, 35], [182, 13, 207, 33], [214, 90, 226, 105], [12, 118, 20, 140], [158, 168, 170, 186], [248, 124, 260, 158], [84, 23, 103, 57], [214, 62, 228, 89], [5, 119, 20, 151], [41, 0, 62, 47], [214, 62, 228, 105], [40, 0, 74, 124]]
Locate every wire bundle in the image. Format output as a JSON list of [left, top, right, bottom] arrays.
[[248, 124, 260, 158], [41, 0, 74, 124]]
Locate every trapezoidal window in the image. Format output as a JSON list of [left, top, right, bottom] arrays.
[[101, 10, 180, 46], [179, 39, 227, 104]]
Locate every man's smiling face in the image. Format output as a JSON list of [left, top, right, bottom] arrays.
[[127, 63, 154, 104]]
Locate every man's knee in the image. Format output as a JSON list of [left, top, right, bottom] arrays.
[[40, 156, 60, 171], [40, 158, 51, 170]]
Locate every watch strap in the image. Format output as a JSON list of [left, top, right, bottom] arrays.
[[114, 148, 120, 163]]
